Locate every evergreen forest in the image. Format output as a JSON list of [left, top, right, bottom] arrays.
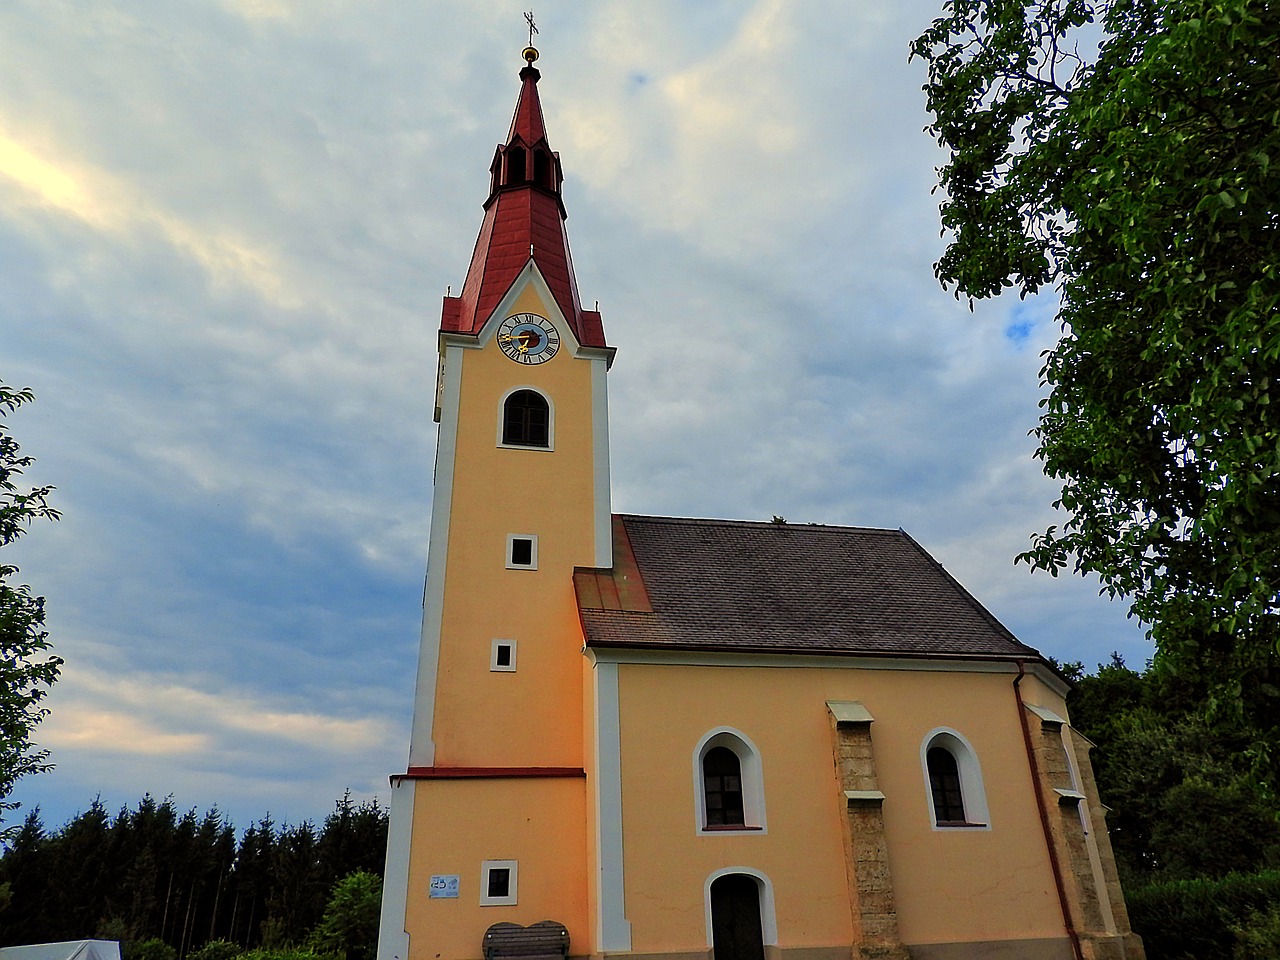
[[0, 791, 386, 960]]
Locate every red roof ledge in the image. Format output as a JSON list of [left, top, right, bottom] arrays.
[[395, 765, 587, 782]]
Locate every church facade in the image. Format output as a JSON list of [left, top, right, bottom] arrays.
[[375, 50, 1144, 960]]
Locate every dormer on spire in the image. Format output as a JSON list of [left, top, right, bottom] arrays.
[[441, 54, 607, 351], [489, 60, 561, 199]]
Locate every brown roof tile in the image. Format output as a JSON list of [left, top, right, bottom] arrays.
[[575, 514, 1045, 662]]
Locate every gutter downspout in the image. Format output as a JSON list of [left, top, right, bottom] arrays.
[[1015, 659, 1084, 960]]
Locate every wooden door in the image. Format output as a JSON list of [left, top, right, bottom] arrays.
[[710, 874, 765, 960]]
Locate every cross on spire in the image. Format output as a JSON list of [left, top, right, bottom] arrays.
[[524, 10, 538, 46]]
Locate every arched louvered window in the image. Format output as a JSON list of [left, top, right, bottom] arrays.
[[533, 149, 553, 189], [505, 145, 527, 185], [502, 389, 549, 447]]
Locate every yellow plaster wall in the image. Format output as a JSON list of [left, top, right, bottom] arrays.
[[404, 776, 588, 959], [432, 284, 599, 768], [614, 662, 1070, 951]]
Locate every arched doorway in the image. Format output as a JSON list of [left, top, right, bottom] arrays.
[[709, 873, 765, 960]]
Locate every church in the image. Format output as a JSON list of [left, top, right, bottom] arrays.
[[375, 45, 1145, 960]]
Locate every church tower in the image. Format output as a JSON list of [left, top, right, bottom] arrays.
[[378, 47, 612, 960]]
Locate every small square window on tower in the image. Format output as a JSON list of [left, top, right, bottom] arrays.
[[480, 860, 518, 906], [506, 534, 538, 570], [491, 639, 517, 672]]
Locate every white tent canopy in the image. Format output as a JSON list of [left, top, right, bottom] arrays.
[[0, 942, 121, 960]]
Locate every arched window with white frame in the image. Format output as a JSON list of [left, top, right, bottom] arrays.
[[498, 387, 553, 449], [693, 728, 766, 834], [920, 728, 991, 830]]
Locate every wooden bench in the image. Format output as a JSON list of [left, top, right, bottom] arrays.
[[482, 921, 570, 960]]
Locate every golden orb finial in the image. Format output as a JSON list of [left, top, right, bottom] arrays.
[[522, 11, 540, 64]]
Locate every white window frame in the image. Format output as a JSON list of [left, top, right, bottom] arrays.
[[506, 534, 538, 570], [496, 385, 555, 451], [490, 639, 518, 672], [920, 727, 992, 831], [692, 727, 767, 835], [480, 859, 518, 906]]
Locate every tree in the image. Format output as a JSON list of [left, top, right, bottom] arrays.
[[0, 809, 53, 943], [1066, 656, 1280, 882], [316, 792, 388, 886], [911, 0, 1280, 777], [0, 381, 62, 837], [266, 820, 325, 943], [307, 871, 381, 960]]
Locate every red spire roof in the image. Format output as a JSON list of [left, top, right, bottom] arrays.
[[508, 64, 548, 144], [441, 62, 608, 350]]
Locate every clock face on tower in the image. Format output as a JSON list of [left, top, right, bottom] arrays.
[[496, 313, 560, 364]]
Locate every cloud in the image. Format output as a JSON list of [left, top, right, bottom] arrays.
[[557, 1, 819, 255], [222, 0, 292, 18], [32, 656, 405, 827], [2, 0, 1151, 835], [44, 667, 393, 754], [0, 128, 300, 308], [45, 710, 209, 756], [0, 135, 101, 221]]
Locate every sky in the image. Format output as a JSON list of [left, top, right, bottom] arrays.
[[1, 0, 1152, 836]]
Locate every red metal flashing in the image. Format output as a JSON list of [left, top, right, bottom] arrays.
[[441, 296, 463, 330], [574, 515, 655, 637]]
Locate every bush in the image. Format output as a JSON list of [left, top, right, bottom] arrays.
[[189, 942, 243, 960], [95, 917, 132, 943], [1233, 904, 1280, 959], [258, 917, 290, 950], [1128, 869, 1280, 960], [125, 941, 176, 960], [238, 950, 335, 960]]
